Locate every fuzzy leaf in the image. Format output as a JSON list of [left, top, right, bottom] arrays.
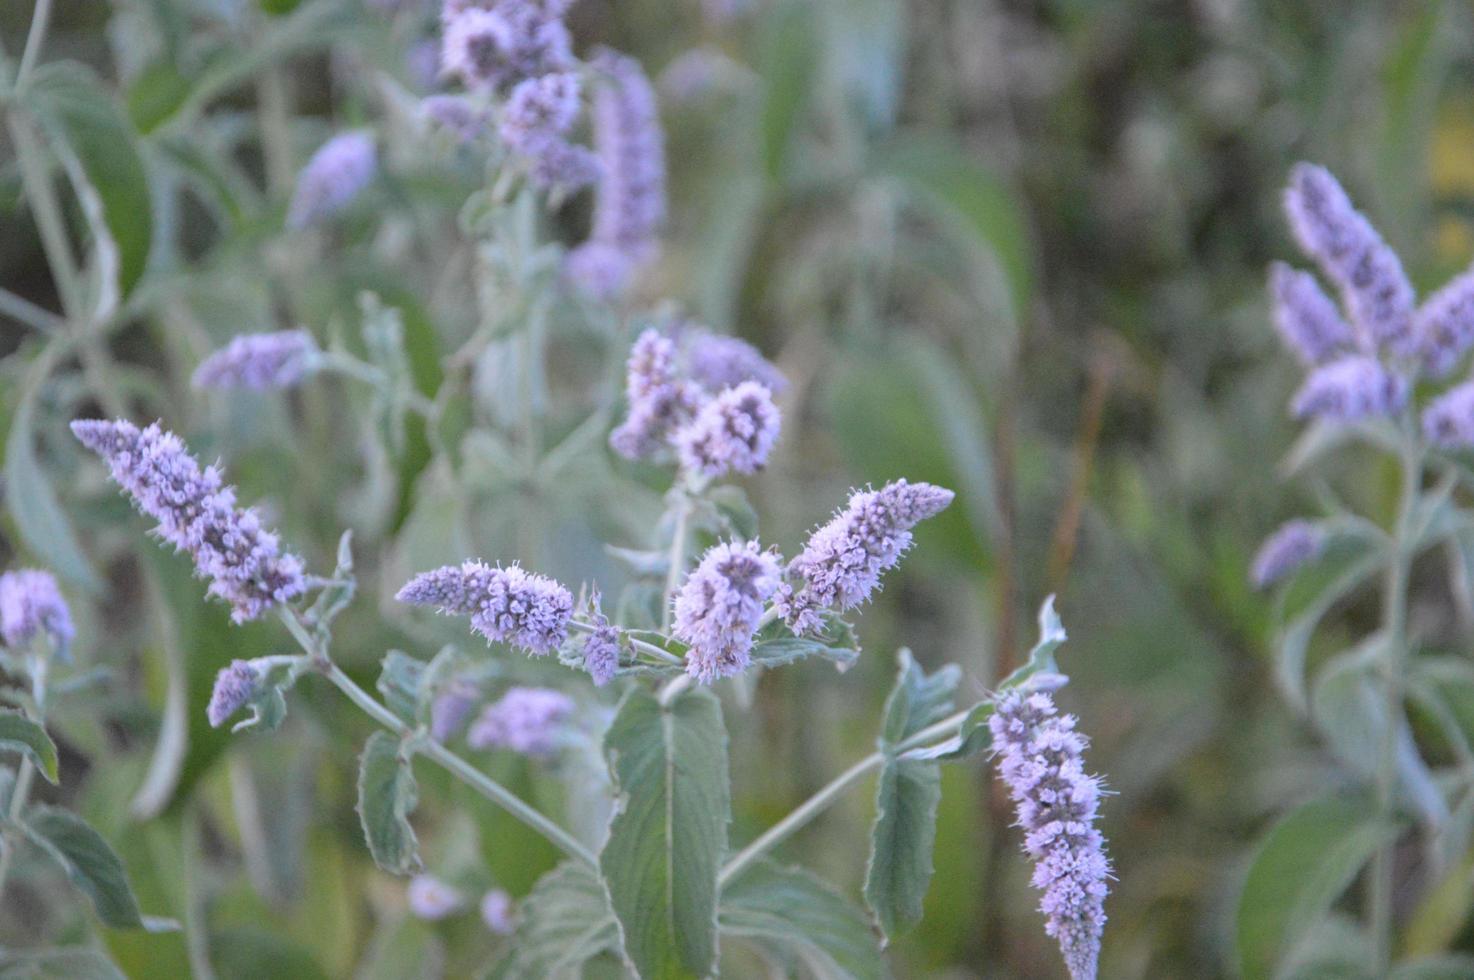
[[720, 861, 887, 980], [601, 685, 730, 979], [492, 862, 620, 979], [0, 947, 127, 979], [356, 731, 421, 876], [749, 637, 859, 671], [863, 759, 941, 942], [997, 595, 1068, 693], [0, 709, 59, 784], [5, 393, 101, 592], [24, 806, 179, 931], [879, 649, 958, 746], [376, 651, 425, 723]]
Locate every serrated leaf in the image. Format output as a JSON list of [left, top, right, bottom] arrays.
[[0, 947, 127, 979], [997, 595, 1068, 693], [376, 651, 425, 723], [863, 759, 940, 942], [720, 861, 887, 980], [24, 806, 179, 931], [1236, 797, 1396, 980], [5, 392, 101, 592], [879, 649, 959, 746], [601, 685, 729, 979], [493, 862, 621, 979], [356, 731, 421, 876], [0, 709, 59, 784]]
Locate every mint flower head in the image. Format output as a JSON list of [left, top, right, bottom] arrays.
[[1423, 382, 1474, 450], [71, 419, 307, 623], [681, 331, 788, 395], [192, 330, 320, 391], [440, 0, 572, 92], [1415, 264, 1474, 378], [674, 381, 781, 480], [286, 131, 377, 229], [609, 328, 702, 461], [467, 686, 575, 756], [579, 590, 621, 686], [1289, 355, 1408, 423], [0, 569, 74, 653], [1267, 262, 1354, 366], [673, 540, 782, 683], [989, 690, 1111, 980], [207, 660, 261, 728], [1283, 163, 1415, 357], [1250, 519, 1324, 590], [778, 479, 955, 635], [397, 561, 573, 655], [499, 71, 598, 190]]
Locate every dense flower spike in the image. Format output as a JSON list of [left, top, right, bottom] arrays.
[[989, 691, 1111, 980], [286, 132, 377, 229], [1422, 382, 1474, 450], [1283, 163, 1415, 356], [565, 49, 666, 298], [467, 686, 575, 755], [609, 328, 702, 460], [1416, 263, 1474, 378], [397, 561, 573, 654], [672, 540, 781, 683], [1267, 263, 1353, 365], [206, 660, 260, 728], [480, 889, 516, 934], [440, 0, 572, 92], [681, 331, 788, 394], [674, 381, 781, 479], [779, 480, 955, 635], [580, 591, 620, 686], [499, 71, 598, 189], [192, 330, 320, 391], [0, 569, 74, 652], [429, 676, 482, 742], [1250, 519, 1325, 589], [408, 875, 464, 920], [1289, 355, 1408, 422], [71, 420, 307, 622]]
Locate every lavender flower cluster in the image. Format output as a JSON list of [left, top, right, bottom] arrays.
[[1249, 519, 1324, 591], [71, 420, 306, 623], [192, 330, 320, 391], [286, 131, 377, 230], [467, 685, 575, 756], [0, 568, 73, 654], [990, 691, 1111, 980], [397, 561, 573, 654], [672, 540, 781, 682]]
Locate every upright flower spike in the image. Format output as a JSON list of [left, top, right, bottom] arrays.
[[778, 479, 955, 635], [674, 381, 781, 479], [286, 131, 377, 230], [0, 569, 74, 653], [396, 561, 573, 655], [565, 49, 666, 298], [1267, 263, 1354, 366], [1250, 519, 1325, 590], [1289, 355, 1408, 423], [499, 71, 598, 190], [440, 0, 572, 92], [989, 691, 1111, 980], [467, 686, 575, 756], [609, 328, 702, 461], [681, 330, 788, 394], [71, 420, 307, 623], [1416, 263, 1474, 378], [1282, 163, 1415, 357], [1422, 382, 1474, 450], [672, 540, 782, 683], [192, 330, 321, 391], [207, 660, 261, 728]]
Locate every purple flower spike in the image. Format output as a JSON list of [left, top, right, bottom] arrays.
[[1250, 519, 1324, 589], [0, 569, 74, 652], [1267, 263, 1353, 366], [396, 561, 573, 655], [286, 132, 377, 230], [681, 331, 788, 394], [674, 381, 781, 479], [672, 540, 782, 684], [1289, 355, 1408, 423], [192, 330, 320, 391], [1417, 263, 1474, 378], [467, 686, 575, 756], [71, 419, 307, 623], [441, 1, 571, 92], [989, 691, 1111, 980], [609, 328, 703, 461], [430, 676, 482, 742], [422, 94, 488, 143], [580, 591, 621, 686], [207, 660, 260, 728], [1283, 163, 1415, 357], [500, 72, 598, 190], [1423, 382, 1474, 450], [778, 480, 955, 635]]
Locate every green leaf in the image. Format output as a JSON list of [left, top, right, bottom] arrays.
[[376, 651, 425, 723], [863, 758, 941, 941], [720, 861, 887, 980], [126, 60, 192, 134], [1275, 552, 1383, 713], [493, 862, 621, 979], [997, 595, 1068, 692], [24, 806, 179, 931], [601, 685, 730, 979], [878, 649, 959, 746], [705, 485, 759, 542], [0, 947, 127, 979], [1236, 797, 1396, 980], [5, 391, 101, 592], [0, 709, 59, 784], [355, 731, 421, 876], [757, 2, 818, 182], [27, 62, 153, 297], [749, 637, 859, 671]]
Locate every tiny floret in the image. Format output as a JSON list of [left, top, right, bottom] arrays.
[[1423, 382, 1474, 450], [207, 660, 261, 728], [1267, 263, 1353, 365], [1289, 355, 1407, 423], [407, 875, 464, 920], [674, 381, 781, 479], [0, 569, 74, 653], [467, 686, 575, 756], [609, 329, 702, 461], [480, 889, 516, 934], [1250, 519, 1324, 590], [396, 561, 573, 655], [192, 330, 320, 391], [989, 690, 1110, 980], [672, 540, 782, 683], [286, 131, 377, 229]]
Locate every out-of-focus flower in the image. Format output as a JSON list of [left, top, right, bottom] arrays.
[[422, 94, 488, 143], [1289, 355, 1408, 422], [1267, 262, 1353, 366], [499, 72, 597, 189], [674, 381, 781, 479], [990, 691, 1110, 980], [609, 329, 702, 461], [0, 569, 73, 653], [680, 330, 787, 394], [440, 0, 572, 92], [397, 562, 573, 655], [72, 420, 306, 623], [1417, 263, 1474, 378], [580, 591, 620, 686], [207, 660, 261, 728], [192, 330, 320, 391], [467, 686, 575, 756], [480, 888, 516, 934], [408, 875, 464, 920], [778, 480, 954, 635], [1423, 382, 1474, 450], [286, 131, 377, 230], [672, 540, 782, 683], [1249, 519, 1324, 589], [429, 676, 482, 742]]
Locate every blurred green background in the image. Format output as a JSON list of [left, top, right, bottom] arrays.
[[4, 0, 1474, 976]]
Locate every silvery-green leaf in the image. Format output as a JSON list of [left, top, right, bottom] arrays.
[[0, 947, 127, 980], [24, 806, 180, 931], [377, 651, 426, 723], [863, 758, 940, 942], [601, 686, 729, 979], [1275, 553, 1384, 714], [705, 485, 760, 542], [356, 731, 421, 876], [879, 649, 959, 747], [5, 390, 101, 592], [492, 862, 621, 979], [749, 638, 859, 671], [0, 709, 59, 785], [997, 595, 1068, 692]]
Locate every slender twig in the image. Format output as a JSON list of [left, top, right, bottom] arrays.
[[0, 651, 50, 899], [662, 488, 693, 632], [0, 286, 62, 333], [14, 0, 53, 89], [568, 619, 682, 666]]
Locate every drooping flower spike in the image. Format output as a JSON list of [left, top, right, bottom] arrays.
[[192, 330, 320, 391], [0, 569, 74, 654], [397, 561, 574, 655], [1289, 355, 1408, 423], [71, 419, 307, 623], [1249, 519, 1324, 590], [672, 540, 782, 683], [286, 131, 377, 230]]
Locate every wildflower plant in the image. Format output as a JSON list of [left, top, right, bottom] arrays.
[[1244, 163, 1474, 978]]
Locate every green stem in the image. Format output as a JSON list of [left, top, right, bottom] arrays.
[[567, 619, 683, 666], [7, 111, 81, 320], [662, 489, 693, 632], [718, 707, 970, 888], [0, 651, 51, 899], [14, 0, 53, 89]]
